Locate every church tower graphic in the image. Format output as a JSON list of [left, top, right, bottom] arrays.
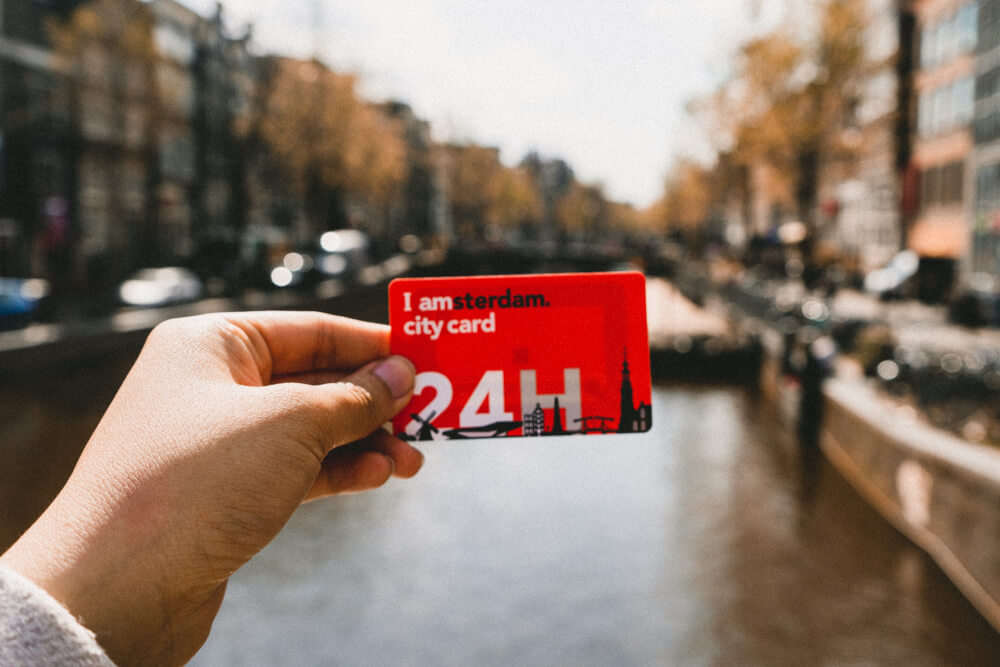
[[617, 350, 650, 433], [550, 396, 566, 434]]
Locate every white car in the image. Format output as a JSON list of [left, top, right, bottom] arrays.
[[863, 251, 919, 298], [118, 267, 203, 307]]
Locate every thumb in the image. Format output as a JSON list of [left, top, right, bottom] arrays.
[[300, 355, 416, 455]]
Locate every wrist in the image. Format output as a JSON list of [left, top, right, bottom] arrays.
[[0, 563, 115, 665], [0, 487, 184, 665]]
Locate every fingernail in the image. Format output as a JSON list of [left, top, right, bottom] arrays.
[[372, 356, 414, 399]]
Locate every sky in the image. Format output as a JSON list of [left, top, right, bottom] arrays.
[[185, 1, 784, 209]]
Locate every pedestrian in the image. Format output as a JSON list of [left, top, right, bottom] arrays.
[[0, 311, 423, 665]]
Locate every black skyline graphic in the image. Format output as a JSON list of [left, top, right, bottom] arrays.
[[617, 349, 651, 433], [410, 411, 440, 441], [400, 351, 650, 440], [442, 421, 522, 438]]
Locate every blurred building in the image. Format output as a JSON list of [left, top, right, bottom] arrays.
[[183, 3, 257, 287], [0, 0, 78, 280], [520, 151, 573, 241], [428, 144, 455, 244], [436, 142, 503, 242], [909, 0, 978, 299], [821, 0, 912, 276], [377, 101, 442, 249], [711, 1, 918, 279], [149, 0, 199, 261], [971, 0, 1000, 278], [68, 0, 161, 292], [0, 0, 261, 298]]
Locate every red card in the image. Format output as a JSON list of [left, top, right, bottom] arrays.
[[389, 272, 651, 440]]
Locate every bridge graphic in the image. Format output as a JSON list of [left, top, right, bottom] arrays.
[[574, 416, 615, 434]]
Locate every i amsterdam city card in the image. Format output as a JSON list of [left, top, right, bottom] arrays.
[[388, 272, 652, 441]]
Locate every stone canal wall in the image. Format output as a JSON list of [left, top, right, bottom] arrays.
[[755, 335, 1000, 633], [819, 376, 1000, 633]]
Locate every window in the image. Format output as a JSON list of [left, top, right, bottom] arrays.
[[976, 100, 1000, 143], [920, 161, 965, 210], [123, 103, 146, 149], [24, 71, 69, 127], [920, 3, 979, 69], [972, 162, 1000, 275], [918, 90, 932, 135], [976, 67, 1000, 101], [158, 130, 194, 181], [153, 24, 195, 65], [953, 76, 974, 125], [979, 0, 1000, 53], [943, 162, 964, 202], [976, 163, 1000, 211], [956, 3, 978, 53], [921, 167, 940, 208], [917, 76, 975, 136], [80, 43, 110, 89], [78, 156, 111, 252], [974, 67, 1000, 144], [933, 86, 952, 133], [79, 89, 113, 142]]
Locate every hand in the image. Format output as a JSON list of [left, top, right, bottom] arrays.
[[0, 311, 422, 665]]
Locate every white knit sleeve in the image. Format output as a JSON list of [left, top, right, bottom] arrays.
[[0, 564, 114, 666]]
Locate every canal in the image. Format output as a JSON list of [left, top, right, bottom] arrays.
[[2, 335, 1000, 664]]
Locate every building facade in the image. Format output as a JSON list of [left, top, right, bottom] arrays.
[[825, 0, 910, 276], [378, 101, 439, 248], [149, 0, 199, 262], [1, 0, 261, 298], [0, 0, 78, 280], [910, 0, 979, 297], [971, 0, 1000, 279]]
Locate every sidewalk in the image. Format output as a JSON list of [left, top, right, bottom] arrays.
[[830, 288, 1000, 354], [0, 253, 425, 378]]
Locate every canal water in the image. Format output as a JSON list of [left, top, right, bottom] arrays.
[[187, 384, 1000, 666]]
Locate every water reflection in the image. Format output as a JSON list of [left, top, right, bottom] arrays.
[[0, 358, 131, 549], [193, 385, 1000, 666]]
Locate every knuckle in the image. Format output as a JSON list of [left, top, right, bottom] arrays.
[[274, 381, 383, 456], [269, 383, 332, 460], [147, 316, 185, 343], [147, 313, 215, 348], [338, 379, 382, 426]]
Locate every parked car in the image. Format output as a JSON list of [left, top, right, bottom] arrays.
[[0, 277, 50, 330], [118, 267, 203, 307], [266, 231, 373, 290], [863, 250, 919, 300], [316, 229, 371, 281], [949, 273, 1000, 328]]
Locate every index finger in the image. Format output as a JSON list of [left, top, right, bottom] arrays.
[[228, 311, 390, 379]]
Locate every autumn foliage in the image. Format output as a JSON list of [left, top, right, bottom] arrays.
[[257, 57, 407, 232], [659, 0, 872, 240]]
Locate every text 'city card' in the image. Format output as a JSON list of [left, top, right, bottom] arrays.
[[389, 272, 652, 441]]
